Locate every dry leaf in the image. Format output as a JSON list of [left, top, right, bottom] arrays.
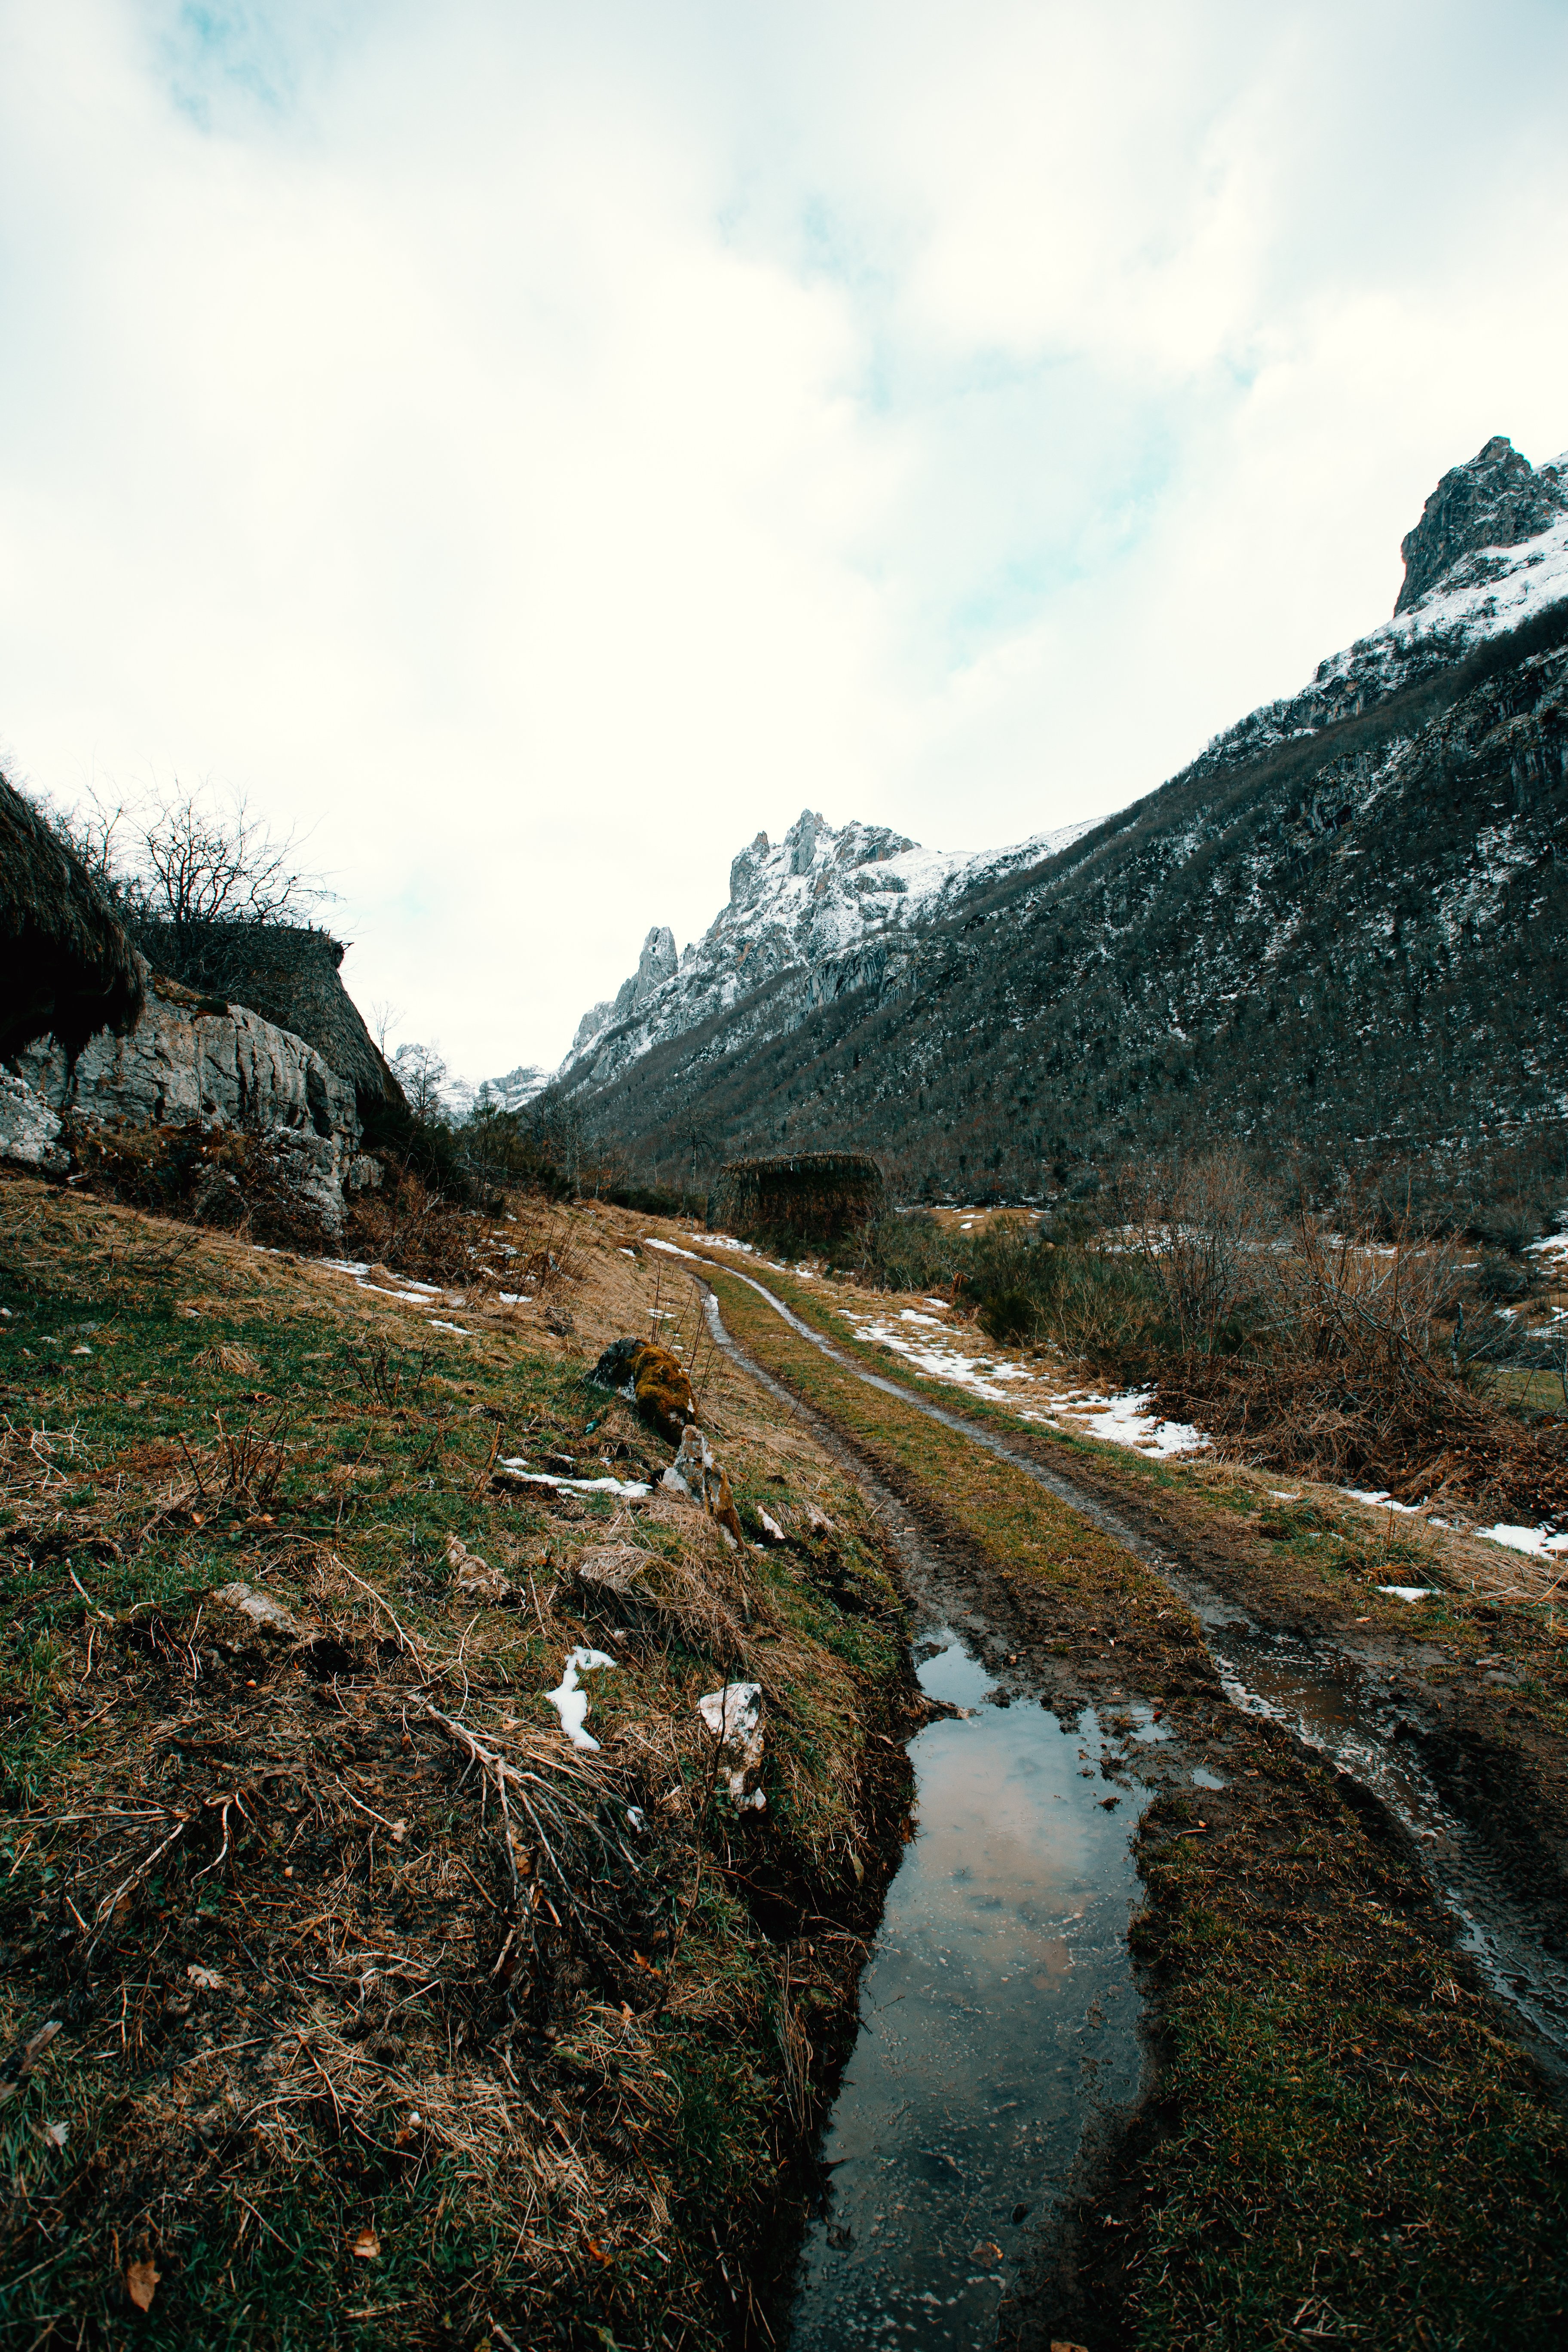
[[349, 2227, 380, 2259], [126, 2259, 161, 2311], [42, 2120, 68, 2149], [186, 1964, 224, 1992], [1050, 2342, 1090, 2352]]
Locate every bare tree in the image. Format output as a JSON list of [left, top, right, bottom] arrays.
[[50, 782, 328, 940], [392, 1041, 450, 1124], [370, 999, 406, 1056], [128, 786, 325, 938]]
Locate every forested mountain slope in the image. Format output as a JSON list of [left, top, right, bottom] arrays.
[[556, 439, 1568, 1201]]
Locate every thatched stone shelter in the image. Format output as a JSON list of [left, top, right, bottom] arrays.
[[711, 1151, 886, 1242], [0, 775, 143, 1060]]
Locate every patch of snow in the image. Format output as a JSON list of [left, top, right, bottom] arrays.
[[428, 1320, 472, 1336], [842, 1310, 1035, 1400], [497, 1460, 653, 1499], [545, 1648, 617, 1750], [1481, 1523, 1568, 1557], [1378, 1586, 1439, 1602], [1066, 1387, 1209, 1457], [1340, 1488, 1424, 1513]]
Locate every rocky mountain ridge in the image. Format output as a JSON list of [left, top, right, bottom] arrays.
[[551, 434, 1568, 1199], [557, 810, 1094, 1093]]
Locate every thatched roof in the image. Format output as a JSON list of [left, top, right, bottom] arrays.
[[712, 1151, 886, 1240], [131, 920, 404, 1115], [0, 775, 144, 1060]]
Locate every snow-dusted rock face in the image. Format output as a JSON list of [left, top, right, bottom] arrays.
[[559, 808, 1094, 1090], [1182, 439, 1568, 790], [1396, 435, 1568, 616], [438, 1062, 551, 1121], [554, 432, 1568, 1194]]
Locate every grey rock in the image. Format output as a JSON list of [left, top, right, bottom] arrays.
[[8, 962, 365, 1240], [17, 966, 358, 1143], [1396, 435, 1568, 615], [0, 1068, 67, 1172], [211, 1583, 300, 1639]]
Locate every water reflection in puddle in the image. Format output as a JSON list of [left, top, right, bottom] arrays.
[[789, 1629, 1152, 2349]]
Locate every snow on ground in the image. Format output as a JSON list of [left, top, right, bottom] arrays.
[[1051, 1387, 1210, 1458], [314, 1254, 527, 1337], [1481, 1523, 1568, 1559], [842, 1306, 1036, 1401], [841, 1303, 1209, 1455], [1339, 1485, 1566, 1559]]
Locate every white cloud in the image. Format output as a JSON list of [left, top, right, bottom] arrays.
[[2, 0, 1566, 1078]]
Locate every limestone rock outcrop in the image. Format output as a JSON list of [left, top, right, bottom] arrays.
[[127, 920, 404, 1117], [9, 964, 369, 1241]]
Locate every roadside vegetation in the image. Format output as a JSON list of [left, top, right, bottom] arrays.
[[0, 1175, 910, 2349], [725, 1144, 1568, 1531]]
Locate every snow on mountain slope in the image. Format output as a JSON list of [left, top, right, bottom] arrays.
[[1191, 443, 1568, 784], [553, 435, 1568, 1108], [558, 809, 1096, 1089]]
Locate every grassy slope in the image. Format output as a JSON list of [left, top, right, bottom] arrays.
[[679, 1245, 1568, 2352], [0, 1180, 909, 2350]]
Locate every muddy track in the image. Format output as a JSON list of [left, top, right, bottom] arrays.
[[679, 1255, 1568, 2349], [686, 1254, 1568, 2052]]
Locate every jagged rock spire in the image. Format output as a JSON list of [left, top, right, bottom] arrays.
[[1396, 435, 1568, 615]]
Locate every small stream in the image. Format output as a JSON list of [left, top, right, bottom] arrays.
[[688, 1268, 1568, 2340]]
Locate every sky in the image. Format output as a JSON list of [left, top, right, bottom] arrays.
[[3, 0, 1567, 1081]]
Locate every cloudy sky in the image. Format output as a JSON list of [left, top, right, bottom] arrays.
[[3, 1, 1566, 1078]]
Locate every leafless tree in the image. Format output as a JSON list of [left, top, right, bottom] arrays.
[[370, 1000, 406, 1056], [392, 1041, 450, 1124], [129, 787, 325, 936], [50, 782, 327, 938]]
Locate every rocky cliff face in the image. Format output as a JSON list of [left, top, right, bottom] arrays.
[[559, 437, 1568, 1199], [2, 963, 372, 1241], [1396, 435, 1568, 615], [558, 808, 1093, 1092]]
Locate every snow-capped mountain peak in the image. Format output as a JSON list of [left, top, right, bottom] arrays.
[[557, 806, 1095, 1090]]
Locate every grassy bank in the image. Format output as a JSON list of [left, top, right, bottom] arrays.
[[0, 1179, 910, 2349]]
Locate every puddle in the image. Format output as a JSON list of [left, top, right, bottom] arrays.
[[789, 1628, 1152, 2349]]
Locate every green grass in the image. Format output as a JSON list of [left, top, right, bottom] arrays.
[[0, 1185, 909, 2347]]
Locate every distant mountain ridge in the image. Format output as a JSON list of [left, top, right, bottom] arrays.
[[548, 433, 1568, 1199]]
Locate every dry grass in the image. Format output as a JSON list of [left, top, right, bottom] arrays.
[[0, 1175, 910, 2347]]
